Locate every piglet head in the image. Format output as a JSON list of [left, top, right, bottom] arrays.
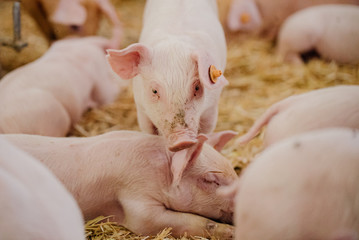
[[50, 0, 87, 31], [227, 0, 262, 33], [106, 42, 228, 152], [167, 131, 238, 224]]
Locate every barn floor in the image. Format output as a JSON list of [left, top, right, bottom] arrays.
[[1, 0, 358, 239]]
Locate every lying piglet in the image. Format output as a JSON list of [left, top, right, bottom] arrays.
[[22, 0, 123, 48], [107, 0, 228, 152], [221, 128, 359, 240], [0, 36, 119, 136], [4, 130, 238, 239], [276, 4, 359, 64], [236, 85, 359, 147], [0, 137, 85, 240], [226, 0, 359, 39]]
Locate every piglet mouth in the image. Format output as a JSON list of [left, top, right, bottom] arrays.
[[168, 130, 198, 152]]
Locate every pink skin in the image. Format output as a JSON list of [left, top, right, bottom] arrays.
[[107, 0, 228, 152], [0, 137, 85, 240], [226, 0, 359, 39], [22, 0, 122, 47], [0, 36, 119, 136], [4, 130, 238, 239], [236, 85, 359, 147], [222, 128, 359, 240], [277, 5, 359, 64], [50, 0, 87, 26]]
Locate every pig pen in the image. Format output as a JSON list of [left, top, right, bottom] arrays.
[[1, 0, 358, 239]]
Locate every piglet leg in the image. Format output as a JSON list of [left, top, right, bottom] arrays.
[[121, 200, 233, 239]]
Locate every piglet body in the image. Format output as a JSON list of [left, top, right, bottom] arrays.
[[0, 137, 85, 240], [227, 0, 359, 39], [4, 130, 237, 239], [277, 4, 359, 64], [0, 36, 119, 136], [236, 85, 359, 147], [228, 128, 359, 240], [107, 0, 228, 152]]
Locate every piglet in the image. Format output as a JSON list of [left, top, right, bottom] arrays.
[[0, 137, 85, 240], [221, 128, 359, 240], [4, 130, 238, 239], [236, 85, 359, 147], [0, 36, 119, 137], [107, 0, 228, 152], [226, 0, 359, 39], [22, 0, 123, 47], [277, 4, 359, 64]]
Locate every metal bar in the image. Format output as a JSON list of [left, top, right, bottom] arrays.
[[13, 1, 21, 42], [0, 0, 27, 52]]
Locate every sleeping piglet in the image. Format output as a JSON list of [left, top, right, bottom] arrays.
[[107, 0, 228, 152], [221, 128, 359, 240], [4, 130, 238, 239], [226, 0, 359, 39], [0, 137, 85, 240], [276, 4, 359, 64], [0, 36, 119, 137], [236, 85, 359, 147]]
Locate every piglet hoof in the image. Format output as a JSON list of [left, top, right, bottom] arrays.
[[169, 139, 197, 152], [206, 220, 234, 240]]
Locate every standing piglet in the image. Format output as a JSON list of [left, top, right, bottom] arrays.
[[277, 4, 359, 64], [236, 85, 359, 147], [107, 0, 228, 152], [5, 130, 238, 239], [0, 36, 119, 136], [0, 137, 85, 240], [222, 128, 359, 240], [226, 0, 359, 39]]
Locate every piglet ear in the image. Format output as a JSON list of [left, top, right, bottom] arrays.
[[171, 134, 208, 186], [206, 130, 238, 151], [106, 43, 151, 80], [192, 52, 228, 90]]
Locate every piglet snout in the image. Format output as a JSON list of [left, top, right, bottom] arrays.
[[70, 25, 81, 32], [219, 210, 233, 225]]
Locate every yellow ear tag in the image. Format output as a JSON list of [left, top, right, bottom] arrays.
[[209, 65, 222, 83], [240, 13, 251, 24]]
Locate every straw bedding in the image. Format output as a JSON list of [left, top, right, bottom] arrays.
[[1, 0, 358, 239]]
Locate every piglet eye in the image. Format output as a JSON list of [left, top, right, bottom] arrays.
[[195, 85, 200, 91], [152, 89, 158, 94]]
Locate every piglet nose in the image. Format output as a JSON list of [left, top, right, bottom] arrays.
[[70, 25, 81, 32]]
